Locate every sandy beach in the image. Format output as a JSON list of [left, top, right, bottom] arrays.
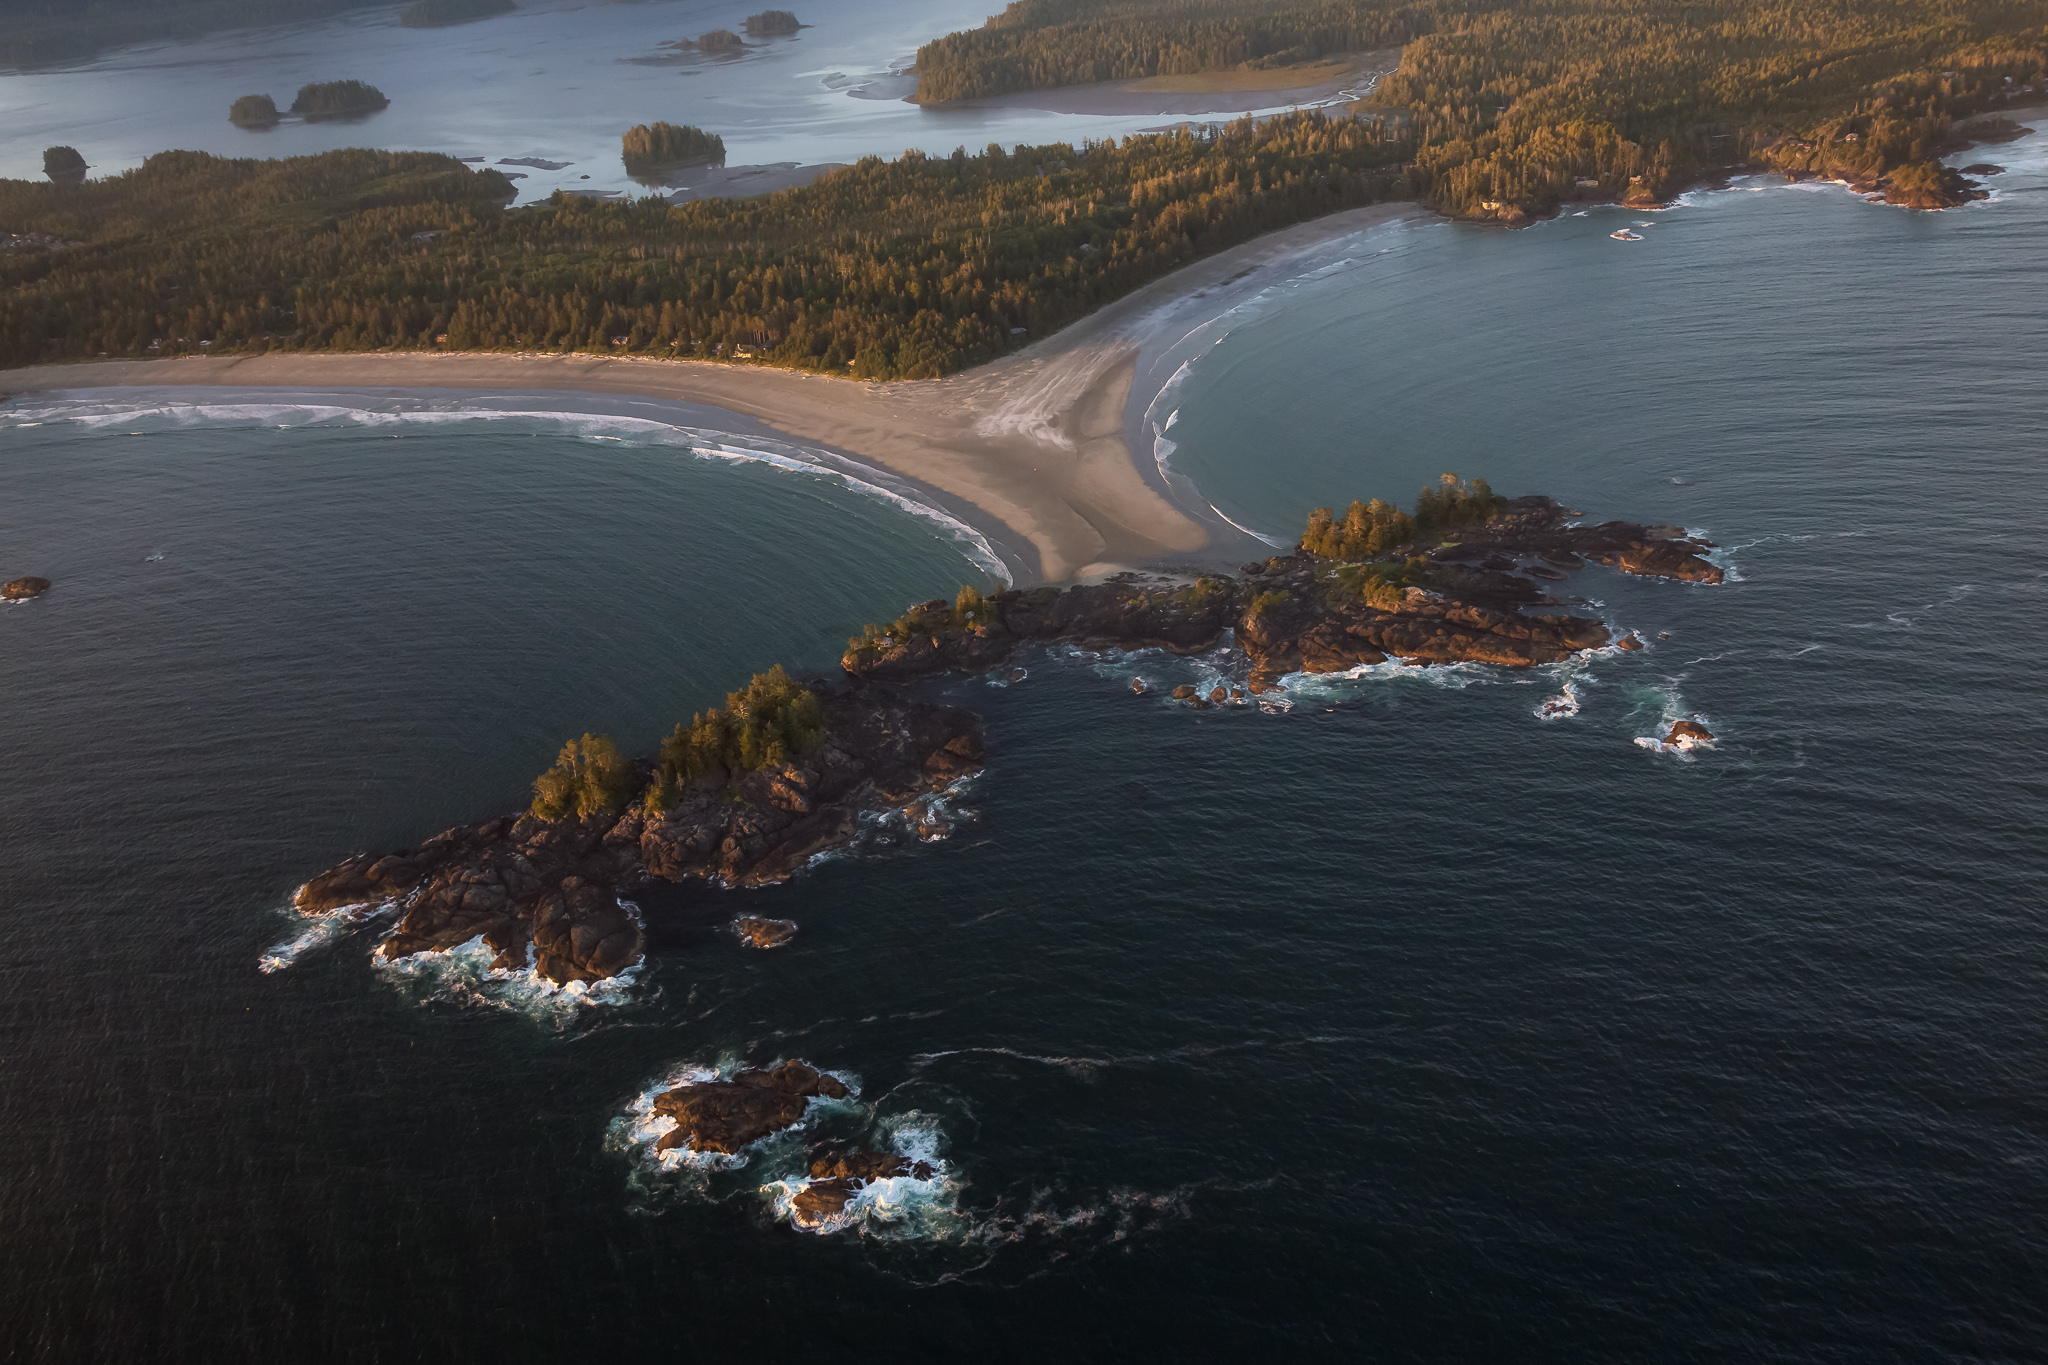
[[0, 201, 1424, 583]]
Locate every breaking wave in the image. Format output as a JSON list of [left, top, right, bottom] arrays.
[[257, 897, 398, 974], [370, 904, 647, 1025], [0, 393, 1012, 586]]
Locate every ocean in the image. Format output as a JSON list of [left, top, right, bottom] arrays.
[[2, 135, 2046, 1358]]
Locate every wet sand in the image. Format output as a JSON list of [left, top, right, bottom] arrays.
[[0, 201, 1424, 582]]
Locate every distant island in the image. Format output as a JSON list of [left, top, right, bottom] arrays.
[[399, 0, 514, 27], [289, 79, 389, 119], [680, 28, 745, 53], [228, 94, 279, 127], [621, 122, 727, 173], [743, 10, 801, 36], [292, 481, 1721, 988], [41, 146, 87, 184]]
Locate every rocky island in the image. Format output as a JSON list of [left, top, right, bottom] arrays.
[[3, 576, 52, 600], [296, 672, 982, 984], [636, 1060, 938, 1230], [289, 81, 389, 121], [844, 484, 1719, 692], [290, 479, 1720, 991]]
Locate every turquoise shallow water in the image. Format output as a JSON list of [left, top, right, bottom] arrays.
[[3, 136, 2048, 1358]]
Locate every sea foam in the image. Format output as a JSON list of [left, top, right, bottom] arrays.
[[1, 394, 1012, 585]]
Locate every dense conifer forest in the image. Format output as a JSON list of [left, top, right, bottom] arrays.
[[917, 0, 2048, 213], [0, 113, 1410, 375]]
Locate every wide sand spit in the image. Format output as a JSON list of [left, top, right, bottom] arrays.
[[1, 203, 1420, 583]]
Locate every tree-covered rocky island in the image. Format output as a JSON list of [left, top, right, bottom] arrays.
[[743, 10, 802, 36], [620, 122, 727, 173], [294, 483, 1721, 987], [289, 80, 388, 119], [227, 94, 279, 127]]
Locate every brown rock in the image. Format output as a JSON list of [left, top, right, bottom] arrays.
[[735, 916, 797, 949], [1209, 686, 1227, 703], [791, 1178, 862, 1226], [1665, 719, 1715, 747], [651, 1060, 848, 1154], [1617, 634, 1643, 651], [1171, 684, 1196, 700], [1130, 677, 1147, 694], [1, 576, 51, 601], [789, 1144, 937, 1229]]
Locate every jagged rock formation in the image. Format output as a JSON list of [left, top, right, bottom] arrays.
[[790, 1143, 936, 1227], [844, 496, 1719, 692], [651, 1061, 849, 1154], [294, 685, 981, 982]]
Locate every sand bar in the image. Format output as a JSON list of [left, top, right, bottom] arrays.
[[0, 202, 1425, 583]]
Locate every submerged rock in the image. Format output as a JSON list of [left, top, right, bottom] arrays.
[[789, 1143, 936, 1229], [1664, 719, 1715, 748], [2, 576, 51, 600], [651, 1060, 849, 1155], [735, 916, 797, 949]]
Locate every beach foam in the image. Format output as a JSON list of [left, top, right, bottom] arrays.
[[0, 394, 1012, 586]]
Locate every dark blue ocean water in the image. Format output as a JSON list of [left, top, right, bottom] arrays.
[[3, 142, 2047, 1358]]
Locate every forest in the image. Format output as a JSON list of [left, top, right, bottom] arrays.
[[916, 0, 2048, 214], [0, 112, 1411, 376]]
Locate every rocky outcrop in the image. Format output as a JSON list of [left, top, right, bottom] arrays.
[[790, 1143, 936, 1228], [651, 1061, 848, 1154], [1664, 719, 1715, 748], [736, 916, 797, 949], [845, 579, 1240, 682], [842, 496, 1719, 694], [295, 683, 982, 980], [1880, 165, 1991, 209], [2, 576, 51, 600]]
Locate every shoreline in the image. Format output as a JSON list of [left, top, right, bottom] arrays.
[[0, 200, 1424, 584]]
